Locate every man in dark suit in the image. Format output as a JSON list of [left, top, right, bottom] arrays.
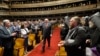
[[0, 25, 2, 46], [58, 16, 86, 56], [0, 19, 16, 56], [60, 22, 69, 40], [12, 22, 20, 37], [88, 20, 100, 55], [31, 21, 40, 44], [42, 18, 52, 53]]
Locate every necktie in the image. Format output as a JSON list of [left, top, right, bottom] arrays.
[[65, 30, 71, 40]]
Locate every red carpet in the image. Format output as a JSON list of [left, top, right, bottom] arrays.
[[28, 27, 61, 56]]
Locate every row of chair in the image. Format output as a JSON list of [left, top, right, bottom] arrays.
[[0, 23, 59, 56], [14, 30, 43, 56], [0, 30, 43, 56]]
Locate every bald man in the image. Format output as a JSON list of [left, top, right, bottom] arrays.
[[41, 18, 52, 53]]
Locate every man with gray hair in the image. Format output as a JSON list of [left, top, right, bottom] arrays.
[[58, 16, 86, 56], [41, 18, 52, 53], [0, 19, 16, 56]]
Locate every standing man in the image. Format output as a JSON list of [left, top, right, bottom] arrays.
[[12, 22, 20, 37], [31, 21, 40, 44], [58, 16, 86, 56], [0, 19, 16, 56], [42, 18, 52, 53], [86, 12, 100, 56]]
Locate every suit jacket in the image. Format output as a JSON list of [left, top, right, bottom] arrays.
[[64, 26, 86, 49], [42, 22, 52, 38], [89, 28, 100, 48], [0, 26, 14, 48], [60, 23, 69, 40], [64, 26, 86, 56], [12, 25, 20, 37], [12, 25, 20, 32], [0, 26, 2, 46], [31, 24, 40, 34]]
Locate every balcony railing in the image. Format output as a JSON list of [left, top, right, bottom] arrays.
[[9, 4, 97, 16], [11, 0, 58, 4], [0, 11, 9, 15], [11, 0, 84, 8], [0, 3, 9, 8]]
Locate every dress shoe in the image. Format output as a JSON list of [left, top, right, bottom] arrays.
[[41, 49, 45, 53]]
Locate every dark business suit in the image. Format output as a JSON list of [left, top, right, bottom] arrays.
[[12, 25, 20, 37], [89, 27, 100, 54], [42, 22, 52, 52], [12, 25, 20, 32], [60, 23, 69, 40], [64, 26, 86, 56], [32, 24, 40, 44], [0, 26, 3, 46], [0, 26, 14, 56]]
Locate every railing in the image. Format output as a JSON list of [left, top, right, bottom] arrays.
[[0, 3, 9, 8], [11, 0, 58, 4], [0, 11, 9, 15], [0, 4, 97, 16], [9, 4, 97, 16], [11, 0, 84, 8]]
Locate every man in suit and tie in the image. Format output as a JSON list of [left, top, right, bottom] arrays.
[[58, 16, 86, 56], [0, 19, 16, 56], [41, 18, 52, 53]]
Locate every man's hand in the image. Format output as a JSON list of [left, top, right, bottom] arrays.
[[58, 43, 64, 47], [11, 32, 17, 36], [50, 34, 52, 37], [58, 41, 65, 47], [86, 39, 91, 44], [59, 41, 65, 44]]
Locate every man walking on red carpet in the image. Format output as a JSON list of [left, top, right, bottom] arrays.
[[41, 18, 52, 53]]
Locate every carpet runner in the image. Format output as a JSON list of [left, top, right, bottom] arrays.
[[28, 27, 61, 56]]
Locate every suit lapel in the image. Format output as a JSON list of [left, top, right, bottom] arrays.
[[3, 26, 10, 34], [68, 27, 78, 39]]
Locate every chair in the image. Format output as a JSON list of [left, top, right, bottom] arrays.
[[0, 47, 4, 56], [38, 31, 42, 41], [55, 46, 67, 56], [59, 46, 67, 56], [28, 33, 35, 46], [14, 38, 25, 56]]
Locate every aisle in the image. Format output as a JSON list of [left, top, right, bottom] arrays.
[[28, 27, 61, 56]]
